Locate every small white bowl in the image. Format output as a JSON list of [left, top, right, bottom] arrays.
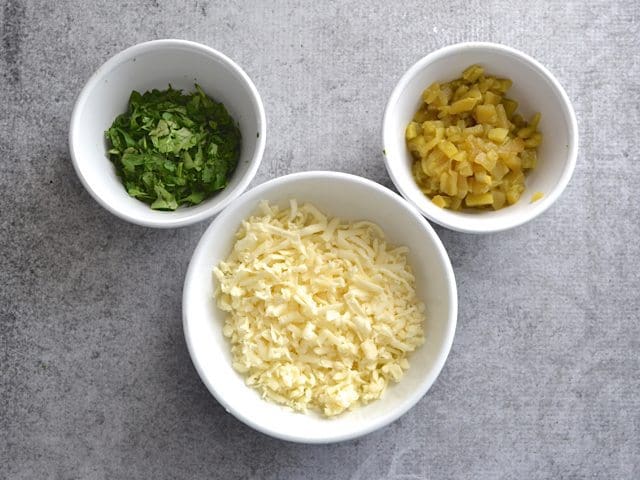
[[382, 42, 578, 233], [183, 171, 457, 443], [69, 39, 266, 228]]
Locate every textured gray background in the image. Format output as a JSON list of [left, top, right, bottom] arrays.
[[1, 0, 639, 478]]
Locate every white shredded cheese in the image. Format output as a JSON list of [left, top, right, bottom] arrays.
[[214, 200, 425, 416]]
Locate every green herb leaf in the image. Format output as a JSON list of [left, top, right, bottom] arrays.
[[105, 84, 241, 211]]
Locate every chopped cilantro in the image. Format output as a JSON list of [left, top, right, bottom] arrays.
[[105, 85, 241, 210]]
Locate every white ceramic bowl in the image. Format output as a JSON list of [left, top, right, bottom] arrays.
[[383, 42, 578, 233], [69, 39, 266, 228], [183, 171, 457, 443]]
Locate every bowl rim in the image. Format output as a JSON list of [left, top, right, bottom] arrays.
[[182, 170, 458, 443], [69, 39, 266, 228], [382, 41, 579, 234]]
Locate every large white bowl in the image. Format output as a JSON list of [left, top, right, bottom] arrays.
[[383, 42, 578, 233], [183, 171, 457, 443], [69, 39, 266, 228]]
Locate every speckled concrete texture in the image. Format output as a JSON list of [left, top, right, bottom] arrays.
[[1, 0, 639, 478]]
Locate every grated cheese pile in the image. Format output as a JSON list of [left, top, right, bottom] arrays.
[[213, 200, 426, 416]]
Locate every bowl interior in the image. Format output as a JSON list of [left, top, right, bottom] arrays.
[[183, 173, 456, 443], [384, 44, 576, 232], [71, 41, 264, 226]]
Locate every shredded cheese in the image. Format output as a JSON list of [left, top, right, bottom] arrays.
[[214, 200, 426, 416]]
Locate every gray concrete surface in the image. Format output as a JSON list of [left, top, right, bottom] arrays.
[[1, 0, 639, 478]]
